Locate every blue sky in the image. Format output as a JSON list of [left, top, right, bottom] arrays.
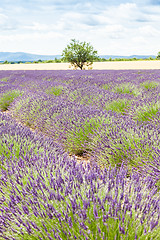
[[0, 0, 160, 55]]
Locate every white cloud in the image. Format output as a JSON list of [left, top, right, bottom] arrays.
[[0, 13, 8, 25], [24, 22, 51, 31], [0, 31, 65, 54], [0, 11, 19, 31], [0, 1, 160, 55], [0, 31, 63, 41], [132, 36, 147, 44], [101, 3, 138, 24], [138, 25, 160, 37]]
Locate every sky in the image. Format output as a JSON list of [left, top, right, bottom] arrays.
[[0, 0, 160, 56]]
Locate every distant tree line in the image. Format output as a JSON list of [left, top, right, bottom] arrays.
[[0, 58, 62, 64], [1, 48, 160, 65], [1, 56, 158, 65]]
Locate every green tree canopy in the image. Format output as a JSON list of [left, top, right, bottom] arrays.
[[62, 39, 98, 70], [157, 52, 160, 59]]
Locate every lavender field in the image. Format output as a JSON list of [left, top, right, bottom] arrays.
[[0, 69, 160, 239]]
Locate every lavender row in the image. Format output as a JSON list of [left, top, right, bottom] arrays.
[[0, 70, 160, 173], [0, 112, 160, 239], [1, 70, 160, 169]]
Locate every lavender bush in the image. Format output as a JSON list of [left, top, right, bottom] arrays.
[[0, 70, 160, 239], [0, 70, 159, 168], [0, 113, 160, 239], [0, 90, 23, 111]]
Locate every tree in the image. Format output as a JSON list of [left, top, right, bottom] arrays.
[[157, 52, 160, 59], [62, 39, 98, 70], [3, 60, 9, 64]]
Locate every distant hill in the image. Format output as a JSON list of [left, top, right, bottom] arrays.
[[0, 52, 61, 62], [0, 52, 156, 62], [99, 55, 156, 60]]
